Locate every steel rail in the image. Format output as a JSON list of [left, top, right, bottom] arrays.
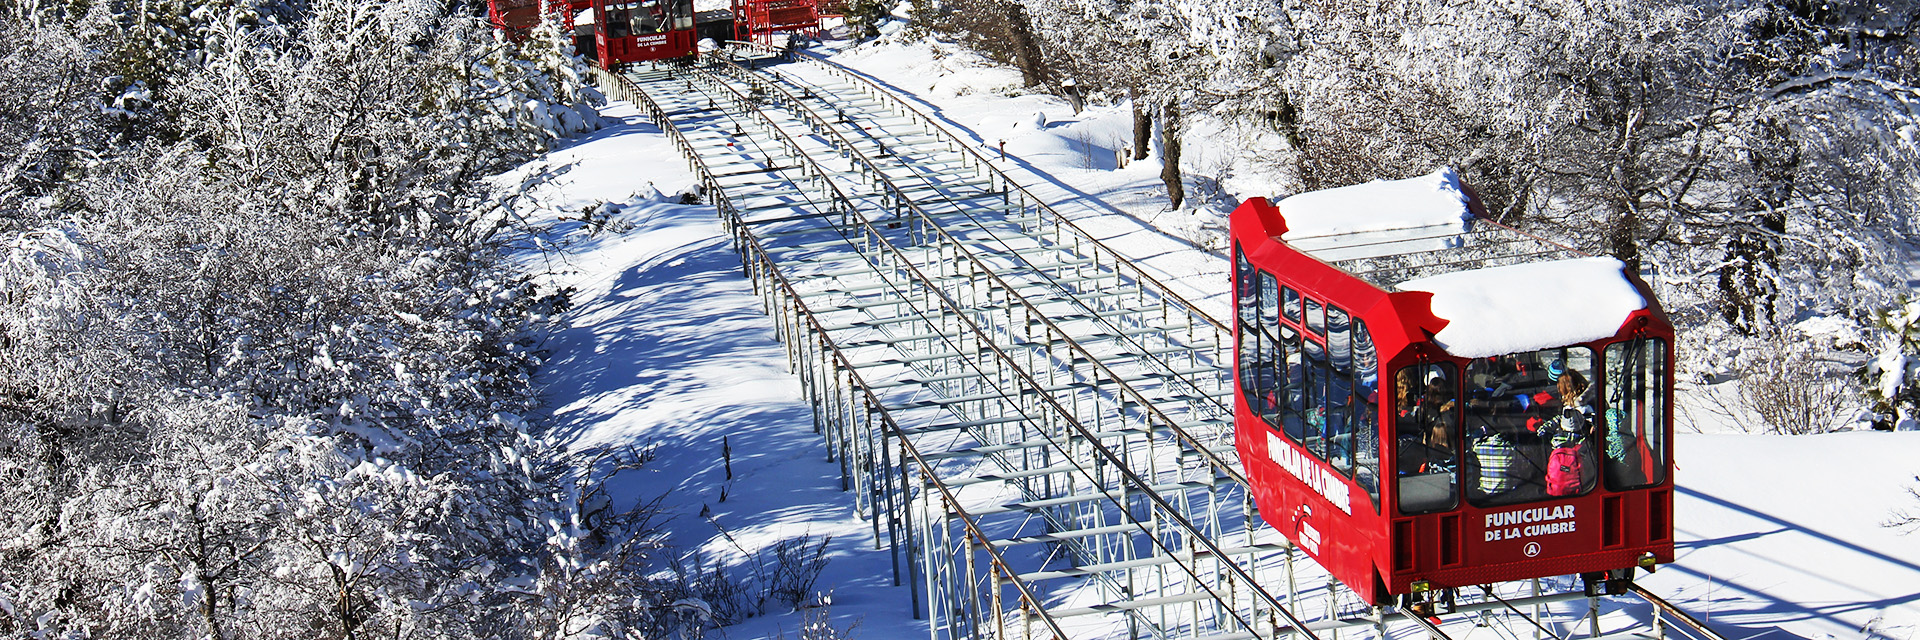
[[715, 55, 1291, 636], [1262, 587, 1601, 635], [768, 43, 1232, 334], [721, 43, 1250, 492], [687, 54, 1259, 634], [686, 59, 1155, 597], [664, 61, 1207, 639], [737, 204, 1069, 640], [1478, 584, 1566, 639], [1394, 604, 1456, 640], [1630, 583, 1732, 640], [594, 64, 1072, 639], [737, 41, 1236, 418], [701, 58, 1240, 489], [739, 60, 1234, 432]]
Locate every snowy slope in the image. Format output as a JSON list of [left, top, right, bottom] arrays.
[[513, 40, 1920, 640], [507, 104, 921, 638], [1650, 432, 1920, 640]]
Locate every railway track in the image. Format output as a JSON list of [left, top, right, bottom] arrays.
[[590, 47, 1733, 640]]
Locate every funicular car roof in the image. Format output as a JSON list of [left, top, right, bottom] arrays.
[[1270, 169, 1650, 358]]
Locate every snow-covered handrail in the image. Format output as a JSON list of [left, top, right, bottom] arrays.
[[739, 41, 1231, 337], [591, 67, 755, 237]]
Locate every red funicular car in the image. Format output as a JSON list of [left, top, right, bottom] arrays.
[[591, 0, 698, 65], [731, 0, 819, 43], [1230, 168, 1675, 612]]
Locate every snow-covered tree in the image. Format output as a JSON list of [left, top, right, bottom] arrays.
[[921, 0, 1053, 87], [0, 0, 661, 635], [1231, 0, 1920, 367], [0, 18, 110, 217], [1863, 298, 1920, 431], [474, 14, 609, 155]]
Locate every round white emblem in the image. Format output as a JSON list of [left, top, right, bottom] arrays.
[[1523, 542, 1542, 557]]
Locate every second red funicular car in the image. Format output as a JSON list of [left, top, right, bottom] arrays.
[[1231, 168, 1675, 610]]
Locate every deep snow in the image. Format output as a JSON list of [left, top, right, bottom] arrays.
[[508, 31, 1920, 640]]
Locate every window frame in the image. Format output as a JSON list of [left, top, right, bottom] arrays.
[[1461, 345, 1600, 508], [1602, 338, 1669, 491], [1395, 362, 1461, 515]]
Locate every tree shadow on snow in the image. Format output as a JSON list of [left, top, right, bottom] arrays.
[[1653, 486, 1920, 639], [534, 201, 838, 512]]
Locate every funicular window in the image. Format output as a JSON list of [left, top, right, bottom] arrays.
[[1328, 307, 1353, 373], [606, 2, 633, 37], [630, 0, 667, 34], [1282, 286, 1302, 324], [1260, 273, 1280, 337], [1288, 299, 1383, 507], [1324, 307, 1354, 476], [1324, 307, 1380, 511], [1463, 346, 1598, 507], [1263, 275, 1289, 435], [1305, 297, 1326, 336], [1325, 363, 1352, 474], [1396, 362, 1459, 514], [1351, 319, 1381, 507], [1237, 268, 1380, 510], [1603, 339, 1668, 489], [668, 0, 693, 29], [1300, 327, 1329, 459], [1236, 261, 1300, 439], [1235, 246, 1259, 399], [1236, 257, 1277, 419], [1274, 324, 1305, 438]]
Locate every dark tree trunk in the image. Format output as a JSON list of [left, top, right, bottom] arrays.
[[1271, 91, 1311, 189], [1131, 88, 1152, 161], [1272, 91, 1304, 150], [1608, 197, 1641, 276], [1003, 3, 1047, 87], [1161, 99, 1184, 209], [1719, 118, 1798, 334], [1606, 91, 1645, 276]]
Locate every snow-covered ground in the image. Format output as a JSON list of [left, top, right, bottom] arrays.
[[508, 31, 1920, 640], [506, 105, 919, 638]]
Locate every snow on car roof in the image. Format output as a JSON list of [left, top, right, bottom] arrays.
[[1270, 166, 1645, 356], [1396, 257, 1648, 358], [1274, 167, 1585, 289], [1276, 167, 1472, 240]]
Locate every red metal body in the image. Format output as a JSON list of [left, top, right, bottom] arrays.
[[487, 0, 578, 38], [1229, 195, 1676, 606], [592, 0, 698, 66], [731, 0, 819, 43]]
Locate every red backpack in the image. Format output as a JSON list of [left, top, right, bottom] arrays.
[[1546, 445, 1584, 496]]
